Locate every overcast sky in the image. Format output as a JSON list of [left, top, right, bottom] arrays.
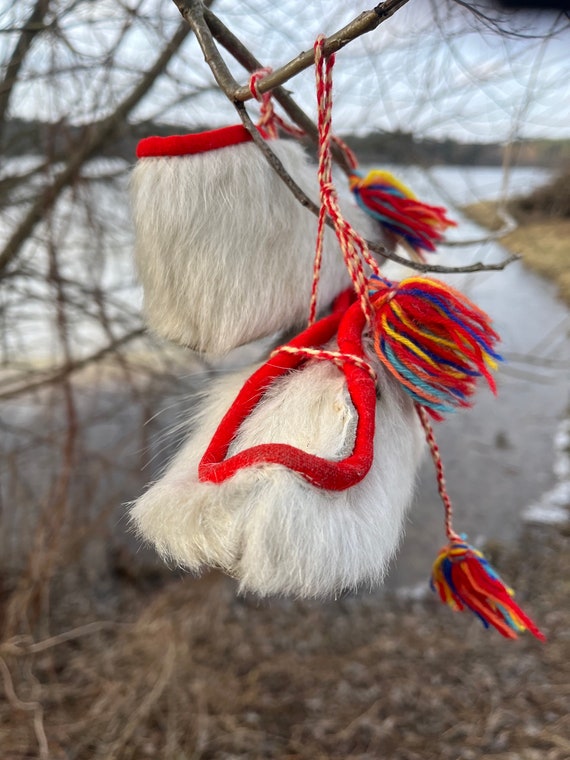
[[3, 0, 570, 143], [184, 0, 570, 142]]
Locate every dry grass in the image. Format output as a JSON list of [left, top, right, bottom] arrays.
[[1, 523, 568, 760], [462, 172, 570, 306]]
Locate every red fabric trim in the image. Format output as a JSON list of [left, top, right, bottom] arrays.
[[136, 125, 263, 158], [198, 290, 378, 491]]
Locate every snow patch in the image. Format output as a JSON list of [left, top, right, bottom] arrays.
[[523, 416, 570, 526]]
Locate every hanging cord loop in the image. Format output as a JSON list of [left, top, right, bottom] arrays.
[[309, 36, 382, 327], [248, 68, 306, 140]]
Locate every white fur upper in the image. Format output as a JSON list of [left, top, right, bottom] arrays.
[[130, 139, 384, 355], [130, 342, 425, 598]]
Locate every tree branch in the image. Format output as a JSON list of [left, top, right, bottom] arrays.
[[234, 100, 323, 216], [173, 0, 239, 93], [175, 1, 519, 277], [201, 6, 352, 174], [0, 327, 146, 401], [231, 0, 412, 102], [0, 0, 52, 138], [0, 20, 191, 276], [366, 242, 520, 273], [175, 2, 330, 218]]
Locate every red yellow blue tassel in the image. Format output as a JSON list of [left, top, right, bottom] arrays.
[[415, 407, 544, 641], [431, 537, 546, 641], [349, 169, 456, 254], [369, 275, 502, 419]]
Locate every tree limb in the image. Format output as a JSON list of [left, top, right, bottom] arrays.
[[366, 242, 520, 273], [174, 0, 518, 277], [0, 0, 52, 138], [176, 1, 330, 218], [202, 6, 352, 173], [0, 327, 146, 401], [230, 0, 412, 102], [0, 20, 191, 276]]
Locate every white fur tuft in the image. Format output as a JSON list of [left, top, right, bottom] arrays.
[[130, 139, 385, 355], [130, 345, 425, 598]]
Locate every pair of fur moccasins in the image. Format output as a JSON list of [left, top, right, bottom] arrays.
[[129, 126, 425, 598]]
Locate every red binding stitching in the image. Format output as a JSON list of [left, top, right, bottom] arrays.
[[198, 289, 378, 491], [136, 125, 262, 158]]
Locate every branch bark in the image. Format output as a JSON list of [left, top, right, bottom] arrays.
[[230, 0, 411, 102], [202, 6, 352, 173], [174, 0, 518, 277], [0, 0, 52, 138], [0, 20, 191, 276]]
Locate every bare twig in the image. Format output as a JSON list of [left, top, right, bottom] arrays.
[[0, 327, 145, 400], [230, 0, 412, 102], [202, 6, 351, 174], [0, 21, 191, 276], [0, 0, 52, 138], [174, 1, 519, 277], [173, 1, 238, 94], [2, 621, 121, 656], [367, 242, 520, 273], [105, 639, 176, 760], [176, 1, 328, 218], [0, 656, 49, 760]]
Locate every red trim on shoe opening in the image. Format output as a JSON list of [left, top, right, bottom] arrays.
[[198, 289, 378, 491], [136, 124, 267, 158]]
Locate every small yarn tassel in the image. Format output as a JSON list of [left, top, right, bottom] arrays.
[[417, 406, 545, 641], [431, 538, 546, 641], [349, 169, 456, 254], [370, 276, 502, 418]]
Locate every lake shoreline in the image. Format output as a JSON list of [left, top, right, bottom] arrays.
[[461, 199, 570, 306]]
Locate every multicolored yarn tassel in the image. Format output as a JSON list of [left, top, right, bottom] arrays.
[[369, 275, 502, 418], [349, 169, 456, 255], [416, 406, 544, 641], [431, 538, 546, 641]]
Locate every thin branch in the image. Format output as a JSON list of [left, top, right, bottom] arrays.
[[0, 21, 191, 276], [234, 104, 518, 275], [441, 210, 517, 247], [173, 0, 239, 92], [0, 657, 49, 760], [2, 621, 121, 656], [452, 0, 570, 39], [203, 5, 519, 268], [230, 0, 412, 102], [0, 0, 51, 138], [367, 242, 520, 273], [180, 0, 389, 268], [175, 1, 327, 217], [0, 327, 145, 401], [235, 101, 323, 215], [202, 6, 351, 173], [174, 1, 519, 277]]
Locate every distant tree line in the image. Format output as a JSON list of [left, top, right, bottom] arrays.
[[343, 130, 570, 169], [3, 118, 569, 169]]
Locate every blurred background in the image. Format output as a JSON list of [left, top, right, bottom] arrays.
[[1, 1, 569, 758]]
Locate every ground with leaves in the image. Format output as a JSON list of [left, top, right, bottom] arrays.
[[1, 520, 569, 760]]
